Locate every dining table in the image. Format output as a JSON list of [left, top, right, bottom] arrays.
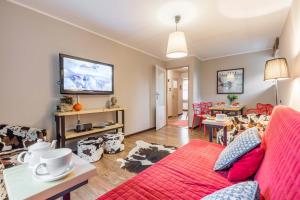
[[209, 105, 245, 116]]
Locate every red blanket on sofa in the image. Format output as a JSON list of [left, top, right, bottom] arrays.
[[98, 140, 232, 200], [255, 106, 300, 199], [98, 106, 300, 200]]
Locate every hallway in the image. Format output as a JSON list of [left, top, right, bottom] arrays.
[[167, 111, 188, 128]]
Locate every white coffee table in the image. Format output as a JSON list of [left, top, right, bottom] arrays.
[[202, 119, 231, 145], [3, 153, 96, 200]]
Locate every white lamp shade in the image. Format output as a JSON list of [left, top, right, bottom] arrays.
[[166, 31, 188, 58], [264, 58, 289, 80]]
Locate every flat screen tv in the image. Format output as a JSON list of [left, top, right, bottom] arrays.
[[59, 54, 114, 95]]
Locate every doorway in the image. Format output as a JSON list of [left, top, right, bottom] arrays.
[[167, 66, 189, 128]]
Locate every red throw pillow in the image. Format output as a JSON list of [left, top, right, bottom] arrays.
[[228, 146, 265, 182]]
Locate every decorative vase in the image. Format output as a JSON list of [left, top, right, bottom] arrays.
[[73, 103, 82, 111]]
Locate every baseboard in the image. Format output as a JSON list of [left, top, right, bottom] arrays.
[[125, 127, 156, 137]]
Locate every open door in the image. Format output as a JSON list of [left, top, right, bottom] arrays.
[[155, 65, 166, 130]]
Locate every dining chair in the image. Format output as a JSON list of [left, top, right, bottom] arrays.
[[192, 103, 201, 129], [245, 103, 274, 115], [199, 102, 213, 135]]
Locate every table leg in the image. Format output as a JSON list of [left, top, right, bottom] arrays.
[[115, 111, 119, 133], [122, 110, 125, 133], [209, 126, 213, 142], [115, 111, 119, 123], [61, 116, 66, 148], [63, 193, 70, 200], [223, 126, 227, 146], [55, 116, 61, 149], [47, 180, 88, 200]]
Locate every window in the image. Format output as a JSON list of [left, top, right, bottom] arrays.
[[182, 79, 188, 101]]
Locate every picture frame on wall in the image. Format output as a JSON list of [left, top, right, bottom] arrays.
[[217, 68, 244, 94]]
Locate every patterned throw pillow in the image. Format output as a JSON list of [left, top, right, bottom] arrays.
[[201, 181, 260, 200], [214, 127, 261, 171]]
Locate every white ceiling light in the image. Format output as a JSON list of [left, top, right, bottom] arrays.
[[166, 15, 188, 59]]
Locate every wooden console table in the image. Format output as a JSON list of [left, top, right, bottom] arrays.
[[54, 108, 126, 148]]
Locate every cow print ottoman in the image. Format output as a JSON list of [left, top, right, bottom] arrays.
[[103, 132, 125, 154], [77, 137, 104, 163]]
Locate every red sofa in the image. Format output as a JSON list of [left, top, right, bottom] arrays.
[[98, 106, 300, 200]]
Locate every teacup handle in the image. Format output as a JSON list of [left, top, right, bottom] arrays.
[[33, 163, 49, 176], [17, 152, 28, 164]]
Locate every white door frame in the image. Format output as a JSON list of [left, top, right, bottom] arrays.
[[155, 65, 167, 130]]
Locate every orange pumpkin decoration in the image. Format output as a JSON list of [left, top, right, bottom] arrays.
[[73, 103, 82, 111]]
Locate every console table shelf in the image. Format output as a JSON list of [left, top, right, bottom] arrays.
[[54, 107, 125, 116], [55, 108, 126, 147], [65, 123, 124, 140]]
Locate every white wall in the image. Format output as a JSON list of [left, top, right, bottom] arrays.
[[193, 58, 202, 103], [0, 1, 165, 140], [181, 72, 188, 79], [199, 50, 275, 108], [278, 0, 300, 111], [167, 70, 177, 117]]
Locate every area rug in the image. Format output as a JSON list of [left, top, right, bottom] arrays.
[[168, 120, 188, 127], [117, 140, 177, 173]]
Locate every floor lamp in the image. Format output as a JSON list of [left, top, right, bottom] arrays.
[[264, 58, 290, 105]]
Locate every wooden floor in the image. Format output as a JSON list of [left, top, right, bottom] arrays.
[[72, 125, 210, 200], [167, 111, 188, 122]]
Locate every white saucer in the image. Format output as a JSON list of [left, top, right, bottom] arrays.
[[215, 119, 227, 122], [32, 163, 74, 182]]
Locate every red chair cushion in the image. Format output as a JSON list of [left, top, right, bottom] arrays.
[[228, 146, 265, 182]]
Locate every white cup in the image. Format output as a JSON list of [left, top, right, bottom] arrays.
[[216, 114, 227, 121], [33, 148, 72, 177]]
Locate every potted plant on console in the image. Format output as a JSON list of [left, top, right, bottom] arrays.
[[227, 94, 239, 106]]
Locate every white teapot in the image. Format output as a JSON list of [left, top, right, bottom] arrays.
[[17, 139, 57, 168]]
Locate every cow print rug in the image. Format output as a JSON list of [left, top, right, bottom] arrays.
[[117, 140, 177, 173]]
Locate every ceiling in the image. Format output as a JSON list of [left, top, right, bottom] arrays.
[[171, 67, 189, 73], [9, 0, 293, 61]]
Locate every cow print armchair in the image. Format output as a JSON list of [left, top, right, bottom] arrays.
[[0, 124, 47, 200], [217, 114, 270, 146]]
